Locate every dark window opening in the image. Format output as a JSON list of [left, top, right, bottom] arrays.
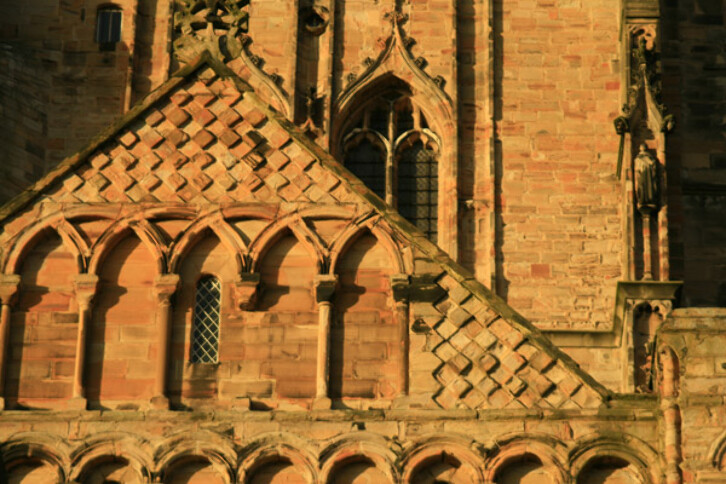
[[96, 6, 122, 50], [398, 140, 438, 241], [344, 137, 386, 200]]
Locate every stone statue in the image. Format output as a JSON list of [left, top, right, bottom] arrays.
[[634, 144, 658, 210]]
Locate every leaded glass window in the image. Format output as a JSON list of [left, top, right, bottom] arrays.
[[339, 84, 440, 242], [191, 276, 221, 364], [397, 139, 438, 241]]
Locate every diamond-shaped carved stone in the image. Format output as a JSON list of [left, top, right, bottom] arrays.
[[165, 172, 187, 191], [193, 129, 215, 148], [192, 172, 213, 190], [88, 173, 110, 191]]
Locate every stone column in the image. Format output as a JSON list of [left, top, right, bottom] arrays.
[[639, 208, 654, 280], [312, 274, 337, 410], [659, 345, 682, 484], [0, 274, 20, 410], [70, 274, 100, 409], [391, 274, 411, 400], [151, 274, 180, 409]]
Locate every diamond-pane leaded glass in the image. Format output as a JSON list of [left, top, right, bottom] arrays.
[[398, 141, 438, 242], [191, 276, 221, 364]]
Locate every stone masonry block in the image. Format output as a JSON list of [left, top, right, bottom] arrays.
[[447, 305, 473, 328]]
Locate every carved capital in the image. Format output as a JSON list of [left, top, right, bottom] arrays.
[[74, 274, 100, 309], [154, 274, 181, 304], [390, 274, 411, 304], [314, 274, 338, 303], [0, 274, 21, 306], [234, 272, 260, 310]]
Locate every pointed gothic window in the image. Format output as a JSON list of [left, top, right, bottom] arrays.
[[340, 84, 440, 242], [191, 276, 221, 364]]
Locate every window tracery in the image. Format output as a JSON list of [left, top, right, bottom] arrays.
[[341, 85, 440, 242]]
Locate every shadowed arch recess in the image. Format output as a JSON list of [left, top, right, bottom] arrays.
[[171, 231, 237, 404], [252, 230, 318, 402], [7, 230, 77, 409], [86, 233, 157, 409], [331, 231, 398, 401]]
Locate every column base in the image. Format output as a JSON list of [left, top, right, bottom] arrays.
[[0, 397, 6, 411], [312, 397, 332, 410], [150, 395, 170, 410], [67, 396, 88, 411]]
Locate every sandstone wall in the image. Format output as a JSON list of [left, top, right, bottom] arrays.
[[0, 408, 660, 483], [659, 308, 726, 483]]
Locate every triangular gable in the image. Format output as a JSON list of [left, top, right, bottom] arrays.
[[0, 53, 358, 216], [0, 52, 611, 410]]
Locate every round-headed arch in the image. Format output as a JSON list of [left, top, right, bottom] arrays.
[[400, 434, 485, 484], [237, 433, 318, 483], [155, 431, 236, 484], [319, 433, 399, 484], [69, 433, 153, 483], [485, 434, 568, 483], [0, 433, 69, 483], [569, 434, 661, 484]]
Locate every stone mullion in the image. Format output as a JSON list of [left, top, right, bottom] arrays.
[[71, 274, 100, 409], [0, 274, 20, 410], [313, 274, 337, 410], [151, 274, 180, 409], [386, 102, 395, 207], [659, 345, 682, 484]]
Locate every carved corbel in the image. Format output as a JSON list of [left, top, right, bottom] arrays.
[[154, 274, 180, 301], [0, 274, 21, 306], [391, 273, 411, 305], [74, 274, 100, 310], [314, 274, 338, 304], [234, 273, 260, 310]]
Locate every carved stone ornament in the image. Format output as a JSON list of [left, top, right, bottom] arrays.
[[612, 26, 675, 136], [173, 0, 249, 58], [234, 273, 260, 310], [300, 4, 330, 36], [634, 144, 658, 210]]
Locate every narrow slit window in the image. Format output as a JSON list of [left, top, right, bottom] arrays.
[[96, 7, 122, 48], [191, 276, 221, 364]]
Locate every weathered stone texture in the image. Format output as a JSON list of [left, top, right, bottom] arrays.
[[0, 1, 725, 482], [659, 308, 726, 483], [496, 0, 623, 330]]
